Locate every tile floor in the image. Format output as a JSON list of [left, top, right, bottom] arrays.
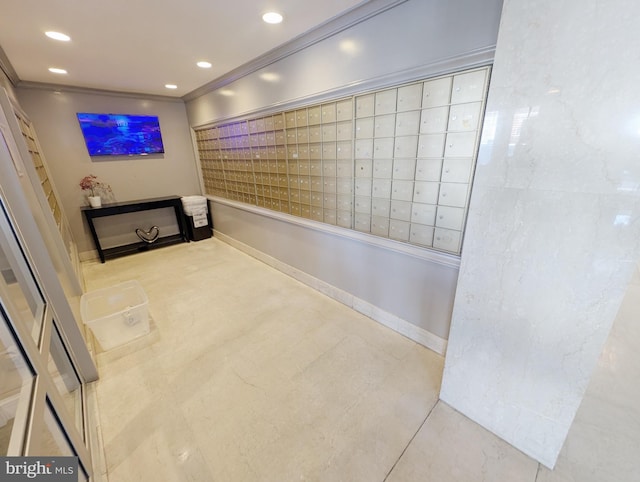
[[82, 237, 639, 481]]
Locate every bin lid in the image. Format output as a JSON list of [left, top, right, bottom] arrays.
[[181, 195, 207, 206]]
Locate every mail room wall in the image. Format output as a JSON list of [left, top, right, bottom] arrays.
[[185, 0, 504, 349], [15, 88, 201, 257]]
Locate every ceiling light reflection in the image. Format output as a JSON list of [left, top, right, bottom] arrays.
[[260, 72, 280, 82], [339, 39, 360, 55], [480, 111, 498, 146], [507, 107, 536, 156], [614, 214, 631, 225], [617, 182, 639, 192], [219, 89, 235, 97], [626, 116, 640, 137]]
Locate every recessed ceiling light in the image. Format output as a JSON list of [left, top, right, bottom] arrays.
[[262, 12, 283, 24], [45, 31, 71, 42], [48, 67, 67, 74], [165, 84, 178, 89], [197, 61, 212, 69]]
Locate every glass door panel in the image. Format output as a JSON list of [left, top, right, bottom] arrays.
[[47, 324, 82, 434], [0, 203, 45, 344], [40, 402, 88, 482], [2, 99, 95, 478], [38, 401, 74, 456], [0, 307, 35, 455]]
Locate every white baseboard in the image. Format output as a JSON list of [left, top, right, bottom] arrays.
[[215, 230, 448, 356], [84, 381, 108, 482], [79, 250, 99, 262]]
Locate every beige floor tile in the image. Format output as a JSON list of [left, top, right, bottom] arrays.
[[103, 406, 216, 482], [84, 238, 443, 480], [89, 237, 640, 482], [386, 402, 539, 482], [84, 238, 640, 482]]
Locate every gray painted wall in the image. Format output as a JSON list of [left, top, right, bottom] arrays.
[[185, 0, 504, 340], [15, 89, 202, 256], [213, 202, 459, 338]]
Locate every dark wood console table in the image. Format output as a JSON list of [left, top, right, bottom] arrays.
[[82, 195, 188, 263]]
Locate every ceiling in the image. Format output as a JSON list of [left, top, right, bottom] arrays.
[[0, 0, 367, 98]]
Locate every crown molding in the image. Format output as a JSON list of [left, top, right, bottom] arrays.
[[192, 45, 496, 129], [0, 45, 20, 86], [15, 80, 184, 103], [182, 0, 408, 102]]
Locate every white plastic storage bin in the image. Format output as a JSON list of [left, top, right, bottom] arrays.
[[80, 280, 150, 350]]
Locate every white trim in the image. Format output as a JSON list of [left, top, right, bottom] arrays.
[[79, 250, 99, 262], [210, 196, 461, 268], [84, 381, 108, 482], [15, 81, 185, 102], [0, 45, 19, 86], [215, 230, 448, 356], [0, 103, 98, 382], [4, 96, 84, 295]]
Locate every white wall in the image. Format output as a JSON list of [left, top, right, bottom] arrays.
[[15, 88, 201, 256], [440, 0, 640, 468], [184, 0, 503, 347]]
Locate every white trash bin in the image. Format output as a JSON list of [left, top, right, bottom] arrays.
[[181, 195, 211, 241]]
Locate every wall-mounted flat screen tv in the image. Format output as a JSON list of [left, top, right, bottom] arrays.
[[77, 113, 165, 156]]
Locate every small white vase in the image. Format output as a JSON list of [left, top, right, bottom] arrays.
[[88, 196, 102, 208]]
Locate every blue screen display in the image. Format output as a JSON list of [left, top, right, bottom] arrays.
[[77, 113, 165, 156]]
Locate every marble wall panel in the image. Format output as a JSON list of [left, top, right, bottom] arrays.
[[441, 0, 640, 469]]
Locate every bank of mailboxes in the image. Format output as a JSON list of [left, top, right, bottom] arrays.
[[193, 66, 489, 254]]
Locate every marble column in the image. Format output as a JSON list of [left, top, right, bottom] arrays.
[[440, 0, 640, 469]]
